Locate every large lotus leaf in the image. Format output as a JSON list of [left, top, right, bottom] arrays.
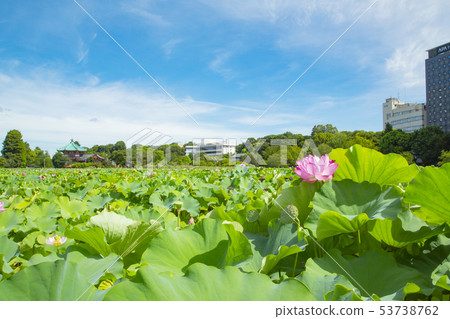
[[261, 182, 321, 226], [401, 235, 450, 291], [104, 263, 315, 301], [85, 194, 112, 211], [66, 218, 162, 260], [65, 248, 123, 284], [221, 223, 253, 268], [207, 206, 259, 233], [0, 261, 97, 301], [181, 195, 200, 217], [305, 180, 404, 240], [299, 256, 362, 301], [65, 227, 111, 257], [305, 249, 432, 300], [109, 220, 163, 260], [88, 211, 138, 243], [324, 284, 364, 301], [243, 220, 306, 274], [404, 164, 450, 225], [330, 145, 419, 185], [367, 210, 445, 248], [0, 210, 24, 236], [142, 219, 232, 275], [24, 202, 60, 219], [56, 196, 88, 219], [0, 236, 19, 274], [27, 216, 58, 233]]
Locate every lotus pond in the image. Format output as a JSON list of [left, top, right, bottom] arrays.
[[0, 145, 449, 301]]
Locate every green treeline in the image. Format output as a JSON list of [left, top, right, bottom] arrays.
[[1, 124, 449, 168]]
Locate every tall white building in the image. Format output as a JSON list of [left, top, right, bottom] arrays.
[[185, 139, 236, 157], [382, 98, 427, 133]]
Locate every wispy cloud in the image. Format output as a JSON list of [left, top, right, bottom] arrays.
[[122, 2, 170, 27], [0, 66, 269, 153], [162, 39, 183, 57], [209, 51, 235, 80]]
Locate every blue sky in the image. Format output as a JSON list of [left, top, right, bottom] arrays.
[[0, 0, 449, 154]]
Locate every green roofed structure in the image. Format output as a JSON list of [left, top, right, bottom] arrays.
[[57, 139, 87, 162]]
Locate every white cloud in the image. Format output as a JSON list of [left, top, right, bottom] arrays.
[[162, 39, 183, 57], [209, 51, 235, 80], [0, 68, 273, 154], [122, 1, 170, 27]]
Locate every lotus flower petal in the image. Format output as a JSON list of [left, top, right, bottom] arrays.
[[294, 154, 338, 183]]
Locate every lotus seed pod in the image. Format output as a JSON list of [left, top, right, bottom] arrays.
[[280, 205, 298, 224], [246, 210, 260, 223]]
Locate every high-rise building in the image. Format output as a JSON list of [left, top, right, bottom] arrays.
[[425, 42, 450, 132], [382, 98, 426, 133]]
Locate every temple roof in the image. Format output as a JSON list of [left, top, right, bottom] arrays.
[[57, 140, 87, 152]]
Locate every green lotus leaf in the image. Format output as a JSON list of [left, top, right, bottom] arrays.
[[304, 249, 432, 300], [330, 145, 419, 185], [221, 223, 253, 268], [404, 164, 450, 225], [109, 220, 163, 260], [0, 261, 97, 301], [367, 210, 445, 248], [88, 211, 138, 243], [0, 236, 19, 274], [85, 194, 112, 211], [243, 220, 306, 274], [24, 202, 60, 219], [142, 219, 250, 275], [262, 182, 321, 226], [0, 210, 24, 236], [181, 195, 200, 217], [55, 196, 88, 219], [65, 247, 123, 284], [104, 263, 315, 301], [65, 227, 111, 257], [305, 180, 404, 240], [401, 235, 450, 291]]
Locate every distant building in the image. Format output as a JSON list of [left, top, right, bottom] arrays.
[[425, 42, 450, 132], [57, 140, 88, 161], [382, 98, 426, 133], [185, 139, 236, 157], [57, 140, 107, 164]]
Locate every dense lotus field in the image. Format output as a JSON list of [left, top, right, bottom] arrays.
[[0, 145, 449, 301]]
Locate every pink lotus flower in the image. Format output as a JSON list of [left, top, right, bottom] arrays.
[[46, 235, 67, 246], [0, 201, 5, 213], [239, 163, 246, 167], [294, 154, 338, 183], [188, 217, 195, 225], [22, 173, 26, 176], [39, 175, 45, 180], [215, 169, 220, 172]]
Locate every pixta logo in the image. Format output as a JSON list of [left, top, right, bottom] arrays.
[[125, 128, 172, 169]]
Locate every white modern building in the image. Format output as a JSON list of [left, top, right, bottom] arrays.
[[382, 98, 427, 133], [185, 139, 236, 157]]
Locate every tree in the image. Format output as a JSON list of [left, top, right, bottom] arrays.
[[52, 152, 68, 168], [110, 150, 126, 166], [384, 122, 393, 134], [410, 126, 447, 166], [438, 150, 450, 166], [329, 132, 349, 149], [113, 141, 126, 152], [311, 124, 338, 136], [1, 130, 27, 168], [318, 143, 333, 155], [379, 130, 410, 154], [25, 142, 38, 167]]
